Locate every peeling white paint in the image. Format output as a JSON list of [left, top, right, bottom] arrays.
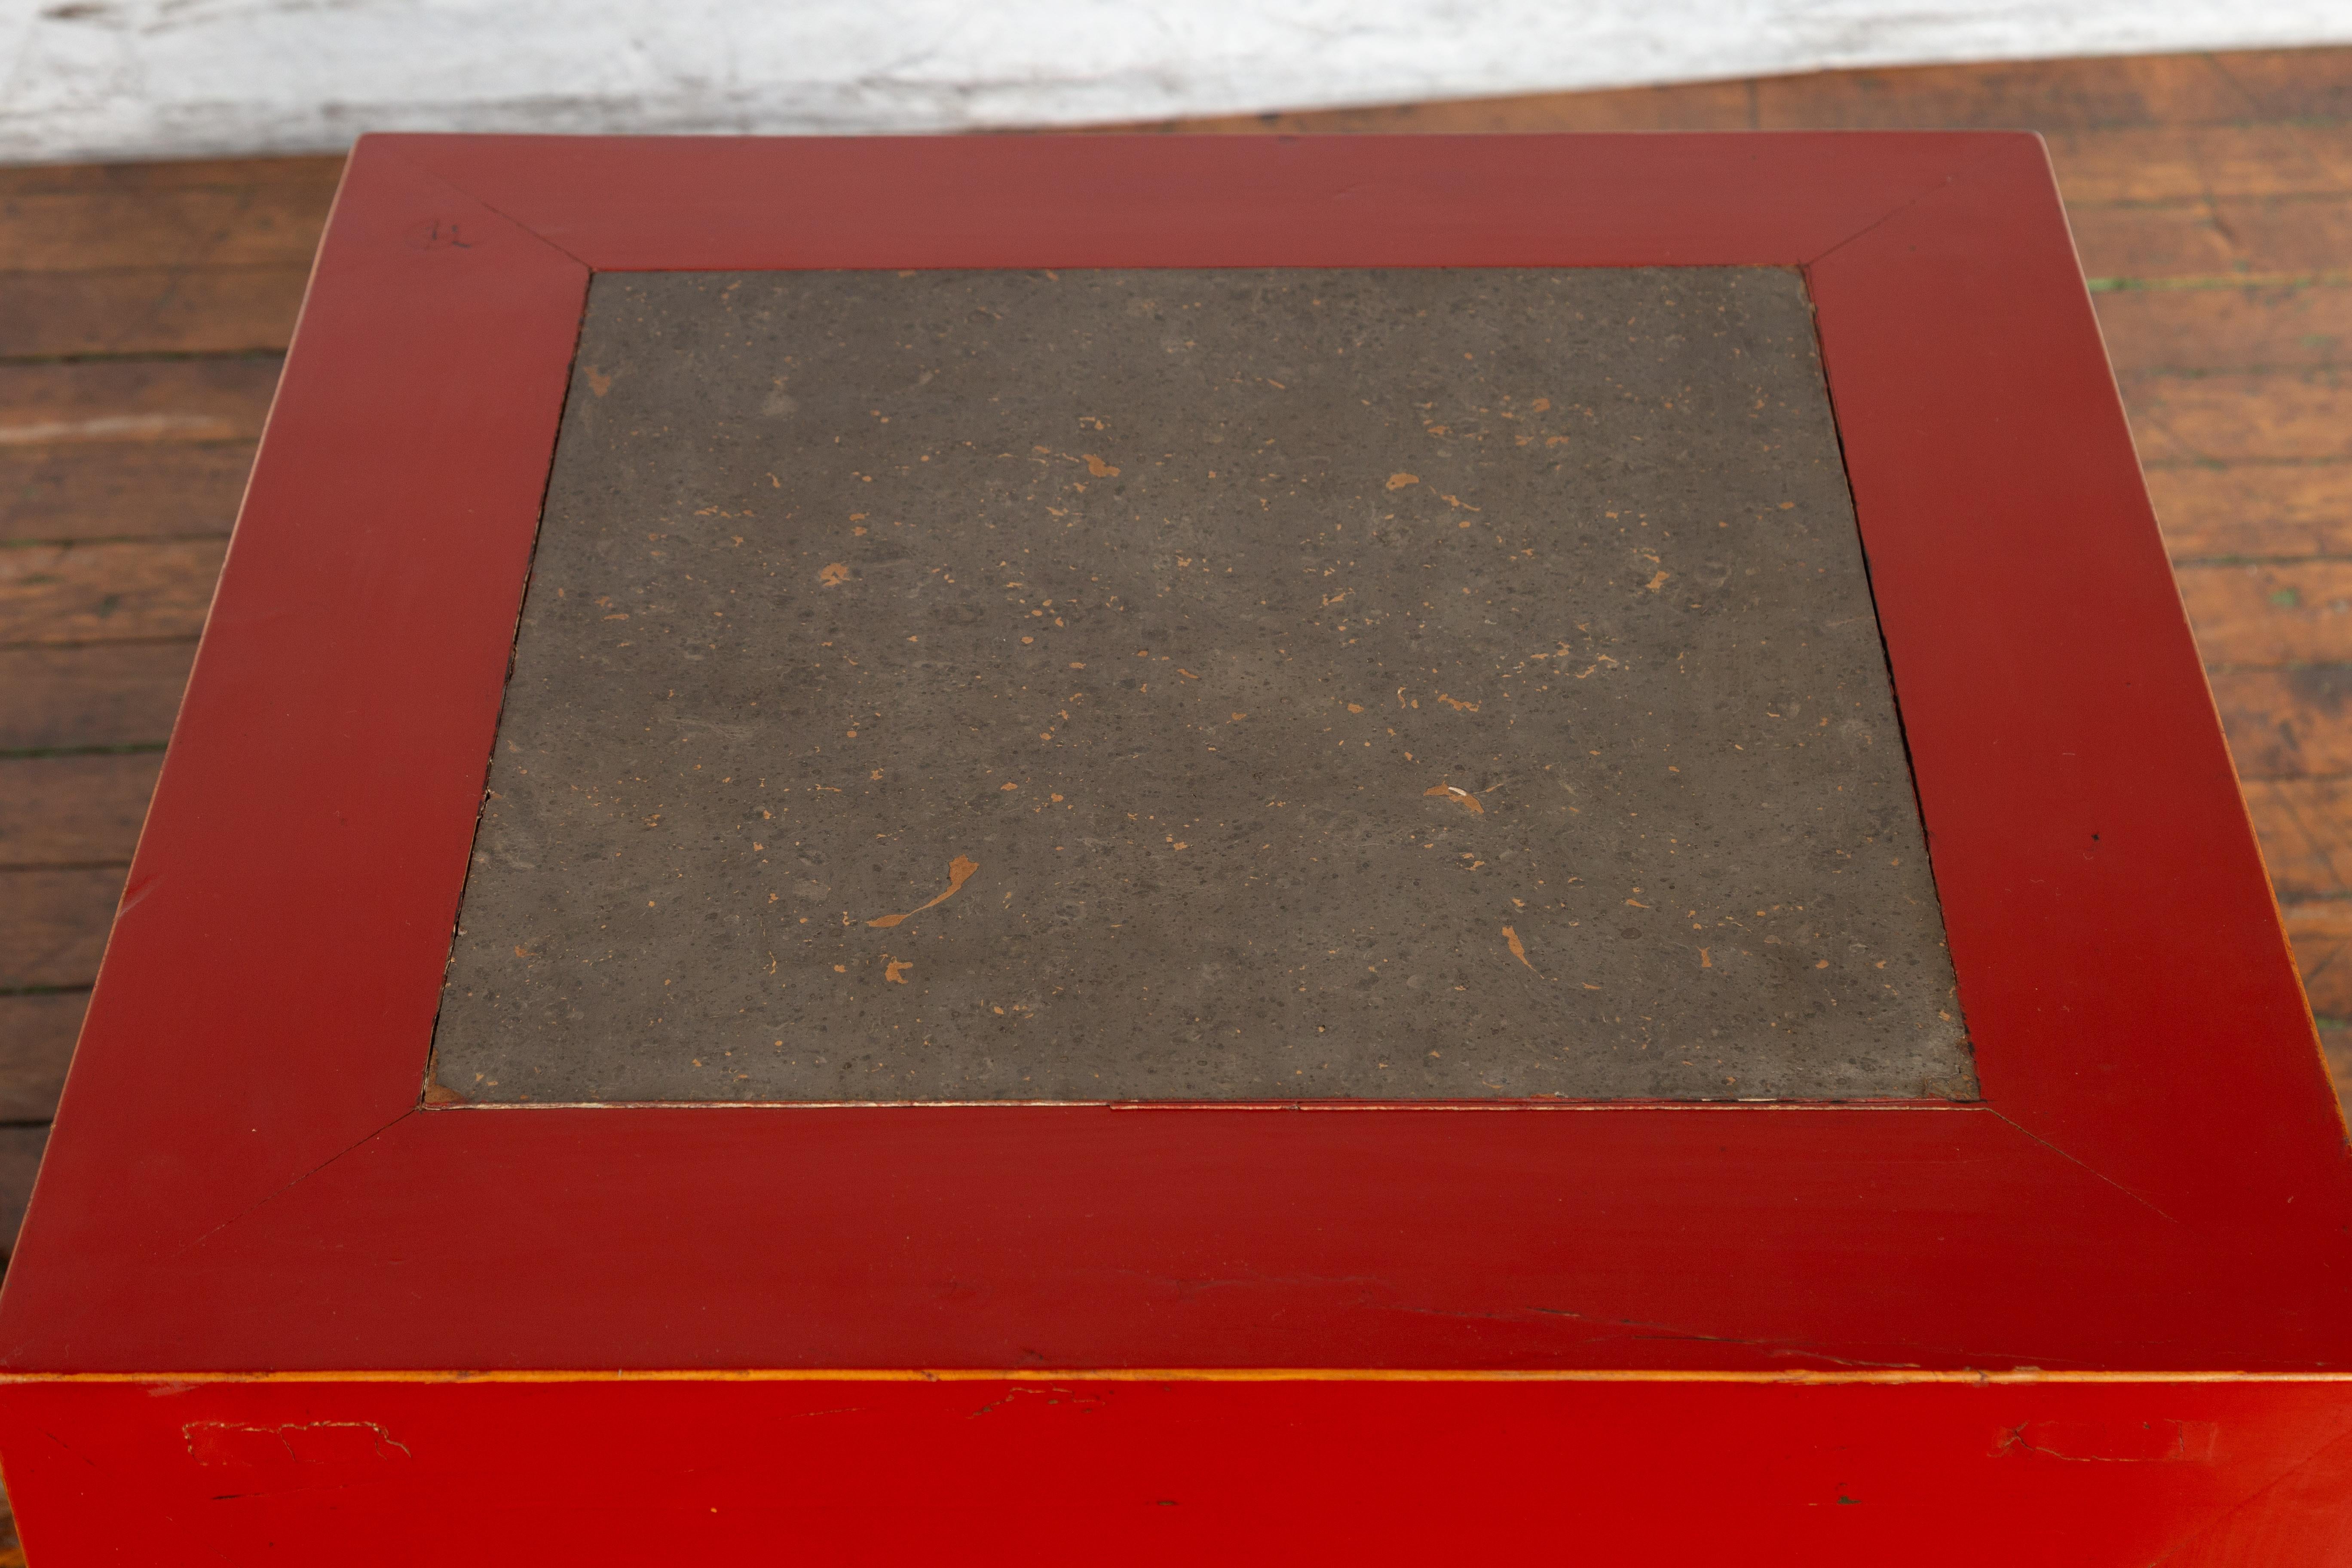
[[3, 0, 2349, 165]]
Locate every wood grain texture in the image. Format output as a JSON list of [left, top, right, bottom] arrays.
[[0, 156, 344, 199], [1754, 55, 2253, 130], [0, 754, 159, 866], [2095, 286, 2352, 377], [0, 869, 116, 990], [2072, 196, 2352, 282], [2201, 48, 2352, 123], [0, 442, 252, 544], [2043, 124, 2352, 205], [0, 268, 312, 358], [0, 187, 332, 272], [0, 539, 228, 645], [2177, 560, 2352, 666], [2125, 370, 2352, 464], [0, 993, 82, 1125], [2146, 462, 2352, 560], [2211, 668, 2352, 780], [2245, 778, 2352, 904], [1816, 50, 2352, 127], [0, 359, 278, 448], [0, 644, 193, 750], [2069, 205, 2237, 281]]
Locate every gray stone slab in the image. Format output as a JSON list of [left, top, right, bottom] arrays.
[[431, 266, 1973, 1104]]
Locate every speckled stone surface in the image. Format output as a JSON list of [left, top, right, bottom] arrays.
[[431, 266, 1972, 1104]]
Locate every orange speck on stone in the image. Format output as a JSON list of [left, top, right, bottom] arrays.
[[1424, 784, 1483, 816], [867, 854, 982, 928]]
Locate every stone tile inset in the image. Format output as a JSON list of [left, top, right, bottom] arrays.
[[432, 267, 1971, 1103]]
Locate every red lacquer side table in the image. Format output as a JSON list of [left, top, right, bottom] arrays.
[[0, 132, 2346, 1564]]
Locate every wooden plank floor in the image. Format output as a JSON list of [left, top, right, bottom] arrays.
[[4, 46, 2350, 1256]]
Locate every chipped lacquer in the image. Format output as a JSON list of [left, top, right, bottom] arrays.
[[0, 134, 2345, 1563]]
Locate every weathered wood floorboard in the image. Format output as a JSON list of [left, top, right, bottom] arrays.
[[0, 186, 339, 272], [2177, 561, 2352, 666], [0, 868, 119, 992], [0, 358, 277, 447], [2148, 464, 2352, 561], [2246, 778, 2352, 906], [0, 442, 258, 544], [2070, 196, 2352, 281], [0, 994, 80, 1124], [2096, 288, 2352, 378], [0, 538, 231, 644], [0, 268, 315, 359], [2128, 370, 2352, 465], [2042, 124, 2352, 204], [2212, 668, 2352, 781], [0, 155, 345, 198], [0, 644, 195, 752], [0, 753, 162, 865]]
